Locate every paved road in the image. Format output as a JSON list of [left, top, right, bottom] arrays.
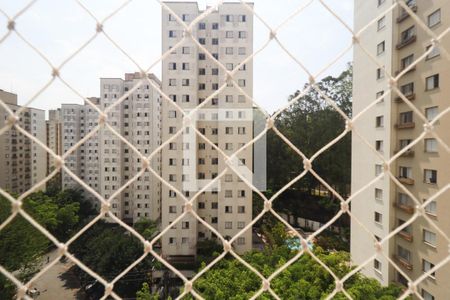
[[28, 250, 83, 300]]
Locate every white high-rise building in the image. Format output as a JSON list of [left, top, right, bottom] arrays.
[[161, 2, 254, 260], [46, 108, 62, 175], [352, 1, 450, 299], [61, 98, 101, 206], [0, 89, 46, 194], [100, 73, 162, 222]]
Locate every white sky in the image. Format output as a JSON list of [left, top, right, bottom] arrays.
[[0, 0, 353, 114]]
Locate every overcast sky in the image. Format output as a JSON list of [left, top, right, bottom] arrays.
[[0, 0, 353, 114]]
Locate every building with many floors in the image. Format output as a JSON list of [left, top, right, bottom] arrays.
[[0, 89, 46, 194], [161, 2, 254, 259], [352, 1, 450, 299]]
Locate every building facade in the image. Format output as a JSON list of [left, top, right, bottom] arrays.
[[0, 89, 46, 194], [352, 1, 450, 299], [161, 2, 254, 259], [99, 73, 162, 222], [46, 109, 62, 174], [61, 98, 101, 207]]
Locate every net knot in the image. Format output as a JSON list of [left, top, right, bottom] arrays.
[[266, 118, 274, 129], [424, 123, 434, 133], [98, 113, 107, 125], [263, 201, 272, 212], [340, 202, 349, 213], [6, 114, 19, 127], [57, 243, 68, 256], [96, 23, 103, 33], [374, 241, 382, 253], [184, 202, 193, 213], [101, 202, 111, 214], [52, 68, 60, 78], [303, 159, 312, 171], [262, 279, 270, 291], [269, 30, 276, 40], [184, 281, 193, 292], [11, 200, 22, 214], [144, 240, 152, 253], [105, 283, 114, 295], [142, 158, 150, 170], [7, 20, 15, 31], [223, 240, 232, 252], [345, 120, 353, 132]]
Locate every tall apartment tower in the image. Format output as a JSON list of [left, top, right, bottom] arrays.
[[61, 98, 101, 207], [0, 89, 46, 194], [46, 109, 62, 174], [100, 73, 162, 222], [161, 2, 254, 260], [352, 1, 450, 299]]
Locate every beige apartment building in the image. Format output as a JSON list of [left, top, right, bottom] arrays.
[[99, 73, 162, 222], [61, 98, 101, 207], [46, 109, 62, 176], [161, 2, 254, 260], [0, 89, 46, 194], [352, 1, 450, 299]]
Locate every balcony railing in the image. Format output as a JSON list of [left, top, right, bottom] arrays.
[[394, 149, 415, 157], [394, 255, 413, 270], [395, 93, 415, 103], [395, 122, 415, 129], [398, 230, 414, 242], [396, 35, 417, 50], [397, 5, 418, 23], [394, 201, 415, 214], [397, 177, 415, 186]]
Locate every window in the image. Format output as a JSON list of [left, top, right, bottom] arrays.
[[238, 15, 246, 22], [376, 115, 384, 127], [377, 0, 385, 6], [238, 206, 245, 213], [169, 237, 176, 244], [375, 188, 383, 201], [225, 190, 232, 198], [426, 74, 439, 90], [238, 31, 247, 39], [374, 212, 382, 223], [182, 79, 190, 86], [238, 47, 246, 55], [225, 47, 233, 55], [212, 23, 219, 30], [169, 30, 177, 38], [238, 79, 246, 87], [211, 202, 218, 209], [225, 15, 233, 22], [198, 38, 206, 45], [198, 68, 206, 75], [237, 237, 245, 245], [198, 83, 206, 90], [425, 106, 438, 121], [225, 222, 232, 229], [425, 138, 437, 153], [169, 79, 176, 86], [422, 259, 436, 278], [181, 237, 189, 244], [237, 222, 245, 229], [428, 9, 441, 28], [169, 206, 176, 213], [182, 63, 189, 70], [424, 199, 437, 216], [212, 38, 219, 45], [168, 110, 177, 118], [397, 245, 411, 262], [401, 54, 414, 70], [422, 289, 435, 300], [375, 164, 383, 176], [376, 67, 385, 79], [211, 217, 218, 224], [226, 31, 234, 38], [399, 111, 413, 124], [399, 166, 412, 179], [168, 62, 176, 70], [375, 140, 383, 152], [225, 206, 232, 213], [399, 139, 412, 150], [423, 229, 437, 246], [400, 82, 414, 96], [426, 44, 440, 60], [182, 222, 189, 229], [377, 41, 385, 55], [198, 22, 206, 30], [377, 16, 386, 31], [374, 259, 382, 272], [225, 95, 233, 103], [238, 127, 246, 134], [400, 26, 415, 43], [225, 127, 233, 134], [424, 169, 437, 184]]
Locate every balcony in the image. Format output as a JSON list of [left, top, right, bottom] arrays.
[[395, 122, 415, 129], [395, 93, 415, 103], [394, 201, 415, 214], [397, 177, 415, 186], [395, 66, 416, 76], [398, 230, 413, 242], [394, 255, 413, 270], [394, 149, 415, 157], [397, 5, 418, 23], [396, 35, 417, 50]]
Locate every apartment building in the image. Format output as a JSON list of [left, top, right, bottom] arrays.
[[0, 89, 46, 194], [99, 73, 162, 222], [352, 1, 450, 299], [161, 2, 254, 259], [46, 109, 62, 174], [61, 98, 101, 207]]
